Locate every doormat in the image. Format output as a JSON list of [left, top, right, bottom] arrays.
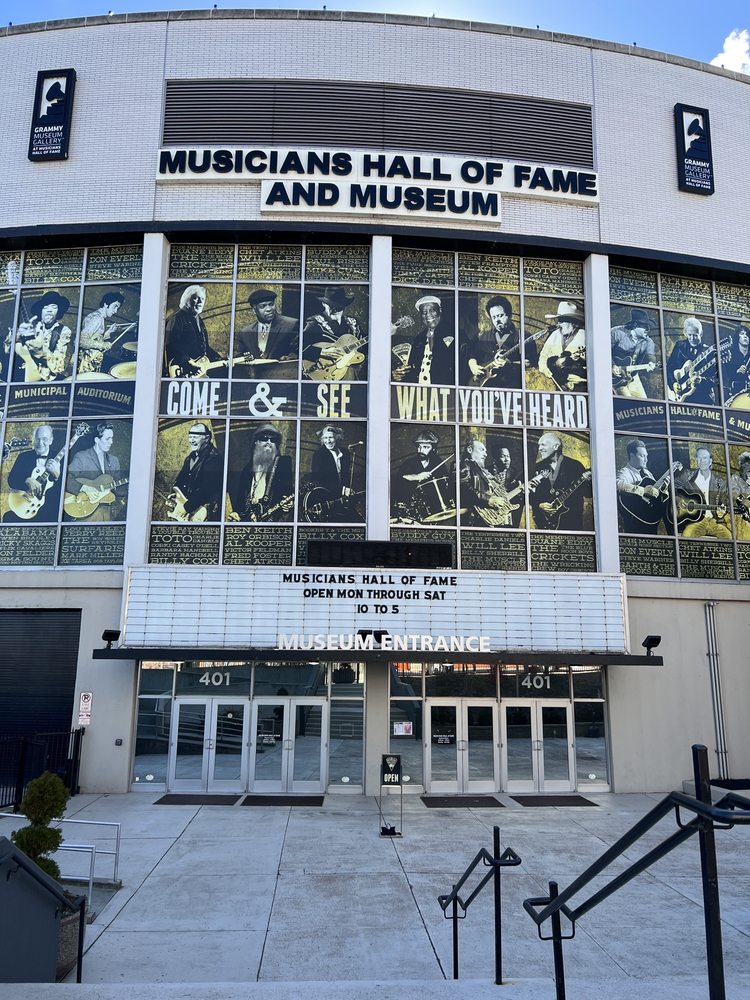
[[155, 794, 241, 805], [240, 795, 325, 806], [711, 778, 750, 790], [510, 794, 597, 807], [421, 795, 504, 808]]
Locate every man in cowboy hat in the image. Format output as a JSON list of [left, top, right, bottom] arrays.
[[537, 300, 587, 391], [236, 288, 298, 376], [302, 286, 365, 381], [610, 307, 659, 399], [13, 289, 74, 383], [228, 422, 294, 523], [390, 428, 454, 524], [394, 293, 455, 386]]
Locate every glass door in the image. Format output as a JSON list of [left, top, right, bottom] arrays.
[[250, 698, 327, 793], [502, 700, 575, 792], [426, 700, 498, 793], [168, 698, 249, 792]]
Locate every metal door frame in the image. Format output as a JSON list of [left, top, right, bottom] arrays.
[[249, 697, 328, 793], [425, 698, 499, 794], [501, 699, 575, 793], [167, 697, 250, 792]]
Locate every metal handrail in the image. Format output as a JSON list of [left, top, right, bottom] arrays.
[[437, 826, 521, 984], [523, 745, 750, 1000], [0, 813, 122, 884]]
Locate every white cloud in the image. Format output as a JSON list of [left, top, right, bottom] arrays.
[[710, 28, 750, 73]]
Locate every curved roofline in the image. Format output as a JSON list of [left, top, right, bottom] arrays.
[[1, 8, 747, 86]]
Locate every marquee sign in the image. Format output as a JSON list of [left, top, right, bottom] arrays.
[[157, 146, 599, 223], [28, 69, 76, 161], [123, 565, 628, 655]]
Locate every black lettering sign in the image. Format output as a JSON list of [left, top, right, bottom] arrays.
[[223, 525, 293, 565], [619, 537, 677, 577], [59, 524, 126, 565], [460, 530, 527, 571], [679, 539, 734, 579], [149, 525, 221, 564], [530, 533, 596, 572]]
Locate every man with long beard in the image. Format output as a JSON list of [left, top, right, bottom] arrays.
[[228, 423, 294, 522]]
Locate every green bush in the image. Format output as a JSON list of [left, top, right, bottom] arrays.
[[11, 771, 69, 881]]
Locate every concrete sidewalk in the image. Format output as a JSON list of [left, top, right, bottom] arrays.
[[2, 790, 749, 998]]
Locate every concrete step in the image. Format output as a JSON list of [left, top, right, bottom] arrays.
[[13, 976, 750, 1000]]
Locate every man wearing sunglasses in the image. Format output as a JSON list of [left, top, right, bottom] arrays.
[[228, 423, 294, 522]]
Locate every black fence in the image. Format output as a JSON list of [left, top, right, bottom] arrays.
[[0, 729, 85, 811]]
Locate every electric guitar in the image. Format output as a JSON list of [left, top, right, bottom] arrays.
[[472, 469, 551, 527], [64, 474, 129, 518], [2, 436, 31, 461], [168, 352, 255, 378], [246, 494, 294, 522], [472, 330, 548, 388], [7, 422, 89, 520], [668, 339, 731, 402], [166, 486, 208, 523], [612, 361, 655, 390], [618, 462, 682, 528], [303, 332, 367, 382], [534, 470, 592, 530], [302, 485, 366, 523]]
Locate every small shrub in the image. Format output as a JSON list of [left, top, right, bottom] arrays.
[[11, 771, 69, 881]]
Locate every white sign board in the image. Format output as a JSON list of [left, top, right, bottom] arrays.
[[124, 566, 628, 655], [78, 691, 93, 727]]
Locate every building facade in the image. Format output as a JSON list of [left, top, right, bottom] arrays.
[[1, 10, 749, 798]]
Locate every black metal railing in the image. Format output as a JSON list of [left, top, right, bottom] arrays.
[[524, 745, 750, 1000], [438, 826, 521, 983], [0, 729, 85, 811]]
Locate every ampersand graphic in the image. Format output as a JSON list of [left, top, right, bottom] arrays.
[[248, 381, 287, 418]]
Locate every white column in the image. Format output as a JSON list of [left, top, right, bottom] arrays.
[[122, 233, 169, 569], [584, 253, 620, 573], [367, 235, 393, 540]]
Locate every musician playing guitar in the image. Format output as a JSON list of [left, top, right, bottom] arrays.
[[4, 424, 62, 522], [168, 422, 222, 522], [537, 301, 587, 392], [460, 439, 523, 527], [530, 431, 591, 531], [302, 286, 366, 382], [65, 422, 127, 522], [678, 447, 731, 539], [164, 285, 222, 378], [666, 316, 718, 405], [77, 291, 127, 375], [227, 423, 294, 523], [466, 295, 523, 390], [730, 450, 750, 540], [616, 439, 667, 535], [611, 308, 658, 399]]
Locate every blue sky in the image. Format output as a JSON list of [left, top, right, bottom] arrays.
[[4, 1, 750, 72]]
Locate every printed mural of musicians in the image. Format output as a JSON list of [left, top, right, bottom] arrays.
[[302, 285, 367, 382], [463, 294, 524, 390], [535, 300, 587, 392], [528, 431, 592, 531], [729, 448, 750, 540], [615, 437, 676, 535], [2, 422, 66, 523], [301, 423, 365, 523], [391, 292, 455, 385], [234, 288, 299, 379], [227, 422, 295, 523], [721, 321, 750, 407], [152, 421, 224, 523], [65, 421, 129, 522], [13, 290, 76, 383], [164, 284, 231, 379], [666, 316, 718, 405], [610, 307, 660, 399], [675, 445, 731, 539], [459, 435, 524, 528], [390, 427, 456, 526]]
